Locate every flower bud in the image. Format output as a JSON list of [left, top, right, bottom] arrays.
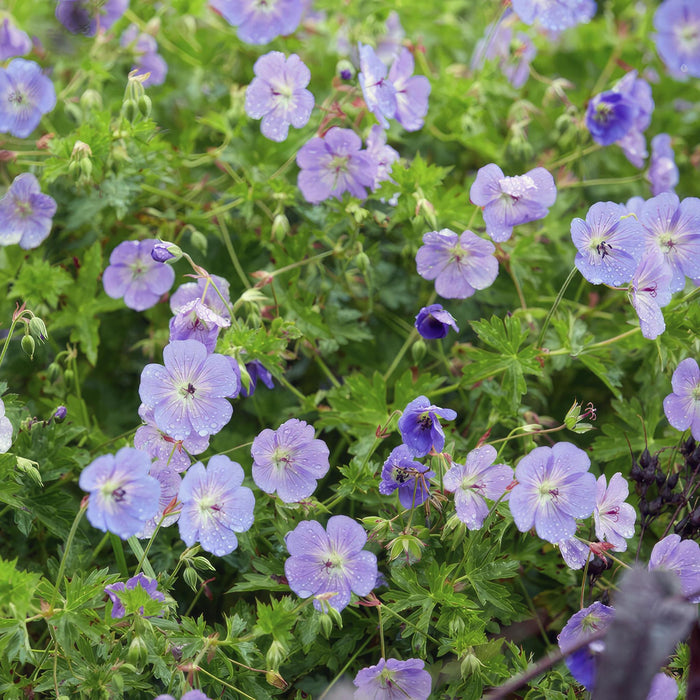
[[63, 368, 74, 388], [266, 640, 286, 669], [47, 362, 61, 383], [271, 213, 289, 241], [122, 99, 138, 122], [336, 59, 355, 81], [80, 89, 103, 111], [16, 457, 42, 486], [28, 316, 48, 342], [21, 334, 35, 359], [189, 229, 208, 256], [138, 95, 152, 118], [411, 339, 427, 365], [265, 670, 288, 689], [151, 241, 181, 263], [53, 406, 67, 423], [127, 636, 149, 670]]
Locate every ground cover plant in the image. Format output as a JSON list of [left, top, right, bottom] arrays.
[[0, 0, 699, 698]]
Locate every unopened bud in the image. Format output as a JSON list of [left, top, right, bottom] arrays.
[[138, 94, 152, 118], [71, 140, 92, 159], [271, 213, 289, 240], [336, 59, 355, 81], [127, 636, 149, 670], [151, 241, 181, 263], [265, 670, 288, 689], [411, 339, 427, 364], [53, 406, 67, 423], [28, 316, 48, 342], [63, 368, 74, 388], [122, 99, 138, 122], [21, 334, 35, 359], [80, 89, 103, 111], [266, 640, 286, 670], [47, 362, 61, 382], [354, 251, 371, 275], [16, 457, 42, 486]]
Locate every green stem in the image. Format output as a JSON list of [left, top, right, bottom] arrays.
[[318, 636, 372, 700], [110, 533, 129, 577], [217, 219, 251, 290], [51, 503, 87, 606], [536, 266, 578, 349], [383, 328, 418, 382], [378, 605, 386, 659], [559, 173, 645, 189], [128, 536, 157, 578], [196, 667, 256, 700], [544, 326, 641, 357], [70, 351, 90, 428], [547, 143, 601, 170], [0, 316, 20, 369]]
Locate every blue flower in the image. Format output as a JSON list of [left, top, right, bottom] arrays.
[[0, 59, 56, 139], [585, 91, 637, 146], [379, 444, 434, 509], [210, 0, 303, 45], [55, 0, 128, 36], [397, 396, 457, 457], [511, 0, 596, 31], [0, 18, 32, 61], [0, 173, 57, 249], [414, 304, 459, 339]]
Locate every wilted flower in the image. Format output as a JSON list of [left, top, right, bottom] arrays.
[[663, 358, 700, 440], [397, 396, 457, 457], [0, 59, 56, 139], [284, 515, 378, 611], [653, 0, 700, 79], [0, 173, 57, 249], [211, 0, 303, 45], [244, 51, 314, 142], [414, 304, 459, 340], [105, 573, 165, 618], [178, 455, 255, 557], [79, 447, 160, 539], [103, 239, 175, 311], [0, 18, 32, 60], [415, 229, 499, 299], [353, 657, 432, 699], [594, 473, 636, 551], [251, 418, 330, 502], [379, 444, 434, 509], [509, 442, 597, 543], [388, 48, 431, 132]]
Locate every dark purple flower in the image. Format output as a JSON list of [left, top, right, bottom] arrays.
[[365, 125, 399, 191], [120, 25, 167, 87], [653, 0, 700, 79], [178, 455, 255, 557], [557, 601, 615, 690], [663, 358, 700, 440], [415, 229, 499, 299], [470, 163, 557, 242], [105, 573, 165, 619], [511, 0, 596, 30], [649, 533, 700, 602], [138, 460, 182, 538], [240, 359, 274, 397], [284, 515, 378, 612], [0, 58, 56, 139], [353, 657, 432, 700], [245, 51, 314, 142], [53, 406, 67, 423], [55, 0, 128, 36], [297, 127, 376, 204], [0, 18, 32, 60], [251, 418, 329, 502], [509, 442, 596, 543], [414, 303, 459, 340], [151, 241, 179, 262], [570, 201, 645, 286], [0, 173, 57, 249], [103, 239, 175, 311], [79, 447, 160, 539], [638, 193, 700, 292], [629, 251, 673, 340], [139, 339, 238, 441], [649, 134, 679, 196], [358, 43, 396, 129], [379, 444, 434, 509], [594, 473, 636, 551], [585, 91, 636, 146], [210, 0, 303, 45], [388, 48, 431, 132], [443, 445, 513, 529], [397, 396, 457, 458]]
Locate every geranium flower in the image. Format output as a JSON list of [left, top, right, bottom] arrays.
[[79, 447, 160, 539], [388, 48, 431, 132], [470, 163, 557, 242], [358, 43, 396, 129], [585, 91, 637, 146], [414, 304, 459, 340], [0, 398, 13, 453], [0, 173, 57, 250], [365, 125, 399, 191], [653, 0, 700, 79], [628, 251, 672, 340], [663, 358, 700, 440], [210, 0, 303, 45], [511, 0, 596, 31], [0, 59, 56, 139], [244, 51, 314, 142], [178, 455, 255, 557], [649, 534, 700, 602], [55, 0, 128, 36], [415, 229, 499, 299], [251, 418, 329, 502], [105, 573, 165, 619], [443, 445, 512, 529], [397, 396, 457, 457], [594, 473, 636, 551], [0, 18, 31, 60], [379, 444, 434, 509], [353, 657, 432, 699], [240, 359, 274, 397], [137, 460, 182, 539], [509, 442, 597, 543], [139, 339, 238, 441], [284, 515, 377, 611]]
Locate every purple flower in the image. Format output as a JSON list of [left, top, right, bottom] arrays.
[[178, 455, 255, 557], [0, 18, 32, 60], [558, 536, 592, 570], [296, 127, 376, 204], [0, 173, 57, 249], [511, 0, 596, 30], [251, 418, 329, 502], [169, 299, 230, 353], [0, 58, 56, 139], [653, 0, 700, 79], [244, 52, 314, 142], [379, 444, 434, 509], [625, 196, 646, 218], [648, 533, 700, 602], [509, 442, 597, 543], [210, 0, 303, 45], [0, 398, 13, 453], [628, 251, 673, 340], [649, 134, 679, 196], [120, 25, 167, 87], [647, 674, 679, 700], [585, 91, 637, 146], [365, 125, 399, 191], [138, 461, 182, 538], [415, 229, 499, 299], [443, 445, 513, 530], [663, 358, 700, 440], [103, 239, 175, 311], [638, 193, 700, 292], [240, 359, 274, 397], [557, 601, 615, 690], [376, 12, 405, 64], [358, 43, 396, 129], [469, 164, 557, 242], [612, 72, 654, 167], [284, 515, 377, 611], [139, 339, 238, 441], [414, 303, 459, 340], [397, 396, 457, 458], [388, 48, 431, 132], [79, 447, 160, 539], [55, 0, 129, 36], [170, 275, 231, 322], [105, 573, 165, 619], [476, 19, 536, 89], [570, 201, 645, 286], [594, 473, 636, 551], [353, 657, 432, 700]]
